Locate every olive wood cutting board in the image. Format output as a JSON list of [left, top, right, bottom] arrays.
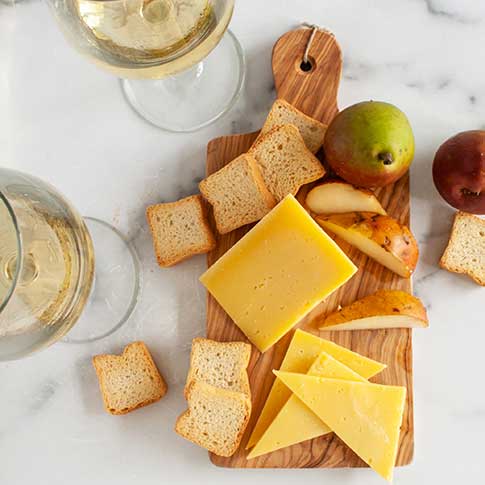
[[205, 27, 413, 469]]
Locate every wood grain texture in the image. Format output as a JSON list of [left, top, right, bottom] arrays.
[[205, 27, 414, 469]]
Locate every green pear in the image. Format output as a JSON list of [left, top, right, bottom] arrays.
[[323, 101, 415, 188]]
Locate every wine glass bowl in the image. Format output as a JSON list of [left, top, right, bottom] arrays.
[[48, 0, 244, 131], [0, 169, 95, 360], [0, 168, 141, 360]]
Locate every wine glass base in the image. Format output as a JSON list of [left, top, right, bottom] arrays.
[[63, 218, 140, 344], [120, 30, 245, 132]]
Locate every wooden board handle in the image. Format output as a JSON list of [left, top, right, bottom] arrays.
[[272, 27, 342, 124]]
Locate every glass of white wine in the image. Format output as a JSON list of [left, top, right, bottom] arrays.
[[0, 168, 140, 360], [47, 0, 244, 132]]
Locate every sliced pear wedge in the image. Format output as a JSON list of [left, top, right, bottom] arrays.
[[306, 181, 387, 215], [316, 212, 419, 278], [319, 289, 428, 330]]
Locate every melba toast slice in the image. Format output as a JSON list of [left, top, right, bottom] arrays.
[[249, 124, 325, 201], [259, 99, 327, 153], [175, 381, 251, 457]]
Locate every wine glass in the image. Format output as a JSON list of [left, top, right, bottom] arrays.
[[47, 0, 244, 132], [0, 168, 140, 360]]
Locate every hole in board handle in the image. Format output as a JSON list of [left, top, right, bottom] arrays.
[[300, 60, 313, 72], [296, 55, 316, 74]]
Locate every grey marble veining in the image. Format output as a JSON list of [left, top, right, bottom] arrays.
[[423, 0, 481, 24], [2, 1, 485, 484]]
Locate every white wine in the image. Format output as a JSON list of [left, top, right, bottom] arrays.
[[62, 0, 234, 78], [0, 174, 94, 360], [78, 0, 212, 59]]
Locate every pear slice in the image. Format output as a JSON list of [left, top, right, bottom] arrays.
[[316, 212, 419, 278], [319, 289, 428, 331], [306, 181, 387, 215]]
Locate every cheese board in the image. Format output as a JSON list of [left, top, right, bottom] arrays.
[[205, 27, 413, 469]]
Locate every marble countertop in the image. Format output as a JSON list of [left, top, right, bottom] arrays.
[[2, 0, 485, 483]]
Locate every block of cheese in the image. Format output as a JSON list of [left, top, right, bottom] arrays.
[[200, 195, 357, 353], [275, 371, 406, 483], [247, 352, 367, 459], [246, 329, 386, 449]]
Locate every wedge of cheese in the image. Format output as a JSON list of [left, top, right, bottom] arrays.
[[246, 329, 386, 449], [247, 351, 367, 459], [200, 195, 357, 353], [275, 371, 406, 483]]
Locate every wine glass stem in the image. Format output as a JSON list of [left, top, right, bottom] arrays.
[[4, 253, 38, 286]]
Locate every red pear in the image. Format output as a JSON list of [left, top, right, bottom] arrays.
[[433, 131, 485, 214]]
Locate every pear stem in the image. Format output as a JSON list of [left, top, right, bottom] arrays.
[[378, 152, 394, 165]]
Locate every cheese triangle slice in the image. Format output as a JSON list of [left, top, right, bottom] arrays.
[[247, 352, 366, 459], [274, 371, 406, 482], [246, 329, 386, 449]]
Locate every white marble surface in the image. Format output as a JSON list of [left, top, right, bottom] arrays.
[[1, 0, 485, 483]]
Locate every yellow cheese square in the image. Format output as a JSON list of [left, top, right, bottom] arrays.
[[246, 329, 386, 449], [200, 195, 357, 353], [247, 351, 367, 459], [275, 371, 406, 482]]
